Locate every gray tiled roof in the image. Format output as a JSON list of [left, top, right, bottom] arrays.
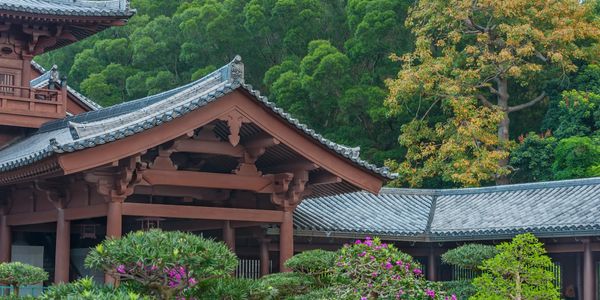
[[0, 0, 133, 17], [294, 177, 600, 240], [30, 61, 102, 111], [0, 56, 393, 182]]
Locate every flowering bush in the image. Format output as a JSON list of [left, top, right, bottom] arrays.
[[334, 237, 453, 300], [0, 262, 48, 296], [85, 229, 237, 299]]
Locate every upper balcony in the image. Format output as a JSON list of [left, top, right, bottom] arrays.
[[0, 85, 66, 128]]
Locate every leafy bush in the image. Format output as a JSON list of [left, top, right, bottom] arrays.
[[284, 249, 337, 285], [441, 244, 499, 270], [471, 233, 560, 300], [287, 287, 338, 300], [192, 277, 258, 300], [39, 277, 150, 300], [333, 237, 453, 299], [250, 272, 316, 300], [0, 262, 48, 296], [85, 229, 238, 299], [439, 280, 476, 299]]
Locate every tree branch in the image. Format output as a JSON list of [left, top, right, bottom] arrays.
[[508, 91, 546, 113], [477, 94, 495, 108]]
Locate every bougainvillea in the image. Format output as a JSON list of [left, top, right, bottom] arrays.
[[85, 229, 237, 299], [334, 237, 454, 299]]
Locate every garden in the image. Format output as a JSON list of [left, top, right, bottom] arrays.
[[0, 230, 559, 299]]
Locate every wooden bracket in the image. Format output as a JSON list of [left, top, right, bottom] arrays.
[[219, 110, 249, 147]]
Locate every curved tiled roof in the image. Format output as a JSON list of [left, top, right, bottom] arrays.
[[0, 56, 393, 182], [0, 0, 133, 17], [293, 177, 600, 240]]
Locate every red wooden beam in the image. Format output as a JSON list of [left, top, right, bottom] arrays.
[[7, 210, 56, 226], [64, 204, 108, 221], [142, 169, 278, 193], [121, 202, 284, 223], [172, 139, 245, 157]]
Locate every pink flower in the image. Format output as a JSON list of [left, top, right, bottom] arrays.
[[361, 297, 367, 300], [116, 264, 126, 274], [381, 243, 388, 248], [355, 240, 362, 245], [188, 277, 197, 286], [385, 262, 393, 269], [365, 236, 372, 240], [364, 240, 373, 247], [358, 251, 367, 257], [395, 260, 403, 266], [426, 289, 436, 298], [413, 268, 423, 275]]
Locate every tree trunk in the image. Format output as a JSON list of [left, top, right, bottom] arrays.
[[496, 77, 510, 185]]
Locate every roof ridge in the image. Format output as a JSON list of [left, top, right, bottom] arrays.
[[380, 177, 600, 196]]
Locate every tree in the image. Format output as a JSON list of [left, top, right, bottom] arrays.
[[552, 136, 600, 180], [85, 229, 237, 300], [386, 0, 600, 187], [510, 133, 557, 183], [471, 233, 560, 300], [442, 244, 499, 271], [0, 262, 48, 296]]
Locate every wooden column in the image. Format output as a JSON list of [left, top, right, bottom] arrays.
[[279, 209, 294, 272], [0, 215, 10, 263], [54, 209, 70, 283], [583, 239, 595, 300], [427, 248, 437, 281], [223, 220, 236, 252], [105, 198, 124, 285], [260, 237, 270, 276]]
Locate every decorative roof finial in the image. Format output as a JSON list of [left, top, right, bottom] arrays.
[[230, 55, 244, 84]]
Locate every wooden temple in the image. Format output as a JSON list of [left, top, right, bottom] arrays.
[[0, 0, 392, 285]]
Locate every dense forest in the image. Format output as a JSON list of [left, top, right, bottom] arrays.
[[36, 0, 600, 188]]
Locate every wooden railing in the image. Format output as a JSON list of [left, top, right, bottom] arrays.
[[0, 85, 67, 127]]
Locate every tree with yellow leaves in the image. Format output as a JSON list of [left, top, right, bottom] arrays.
[[386, 0, 600, 187]]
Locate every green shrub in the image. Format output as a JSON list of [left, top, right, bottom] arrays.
[[0, 262, 48, 297], [441, 244, 499, 270], [472, 233, 560, 300], [286, 287, 338, 300], [250, 272, 315, 300], [284, 249, 337, 285], [440, 280, 476, 299], [333, 237, 452, 299], [85, 229, 238, 299], [192, 277, 258, 300], [552, 136, 600, 179], [39, 277, 151, 300]]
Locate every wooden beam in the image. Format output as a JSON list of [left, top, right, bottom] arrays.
[[64, 204, 107, 221], [244, 132, 280, 149], [172, 139, 245, 157], [134, 185, 230, 201], [309, 173, 342, 185], [122, 202, 284, 223], [262, 162, 318, 174], [7, 210, 56, 226], [142, 169, 281, 193]]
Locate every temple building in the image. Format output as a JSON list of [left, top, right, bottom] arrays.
[[0, 1, 599, 300]]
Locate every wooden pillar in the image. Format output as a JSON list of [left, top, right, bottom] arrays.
[[223, 220, 236, 252], [54, 209, 70, 283], [105, 198, 123, 285], [260, 237, 270, 276], [0, 215, 10, 263], [427, 247, 437, 281], [279, 209, 294, 272], [21, 55, 32, 98], [583, 239, 595, 300]]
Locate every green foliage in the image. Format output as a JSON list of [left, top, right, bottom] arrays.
[[40, 277, 150, 300], [440, 280, 477, 300], [85, 229, 237, 299], [552, 136, 600, 180], [510, 134, 557, 183], [471, 233, 560, 300], [250, 272, 316, 300], [284, 249, 337, 284], [553, 90, 600, 139], [192, 277, 258, 300], [0, 262, 48, 296], [333, 237, 451, 299], [441, 244, 499, 270]]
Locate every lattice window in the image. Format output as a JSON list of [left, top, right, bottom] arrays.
[[0, 72, 14, 95]]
